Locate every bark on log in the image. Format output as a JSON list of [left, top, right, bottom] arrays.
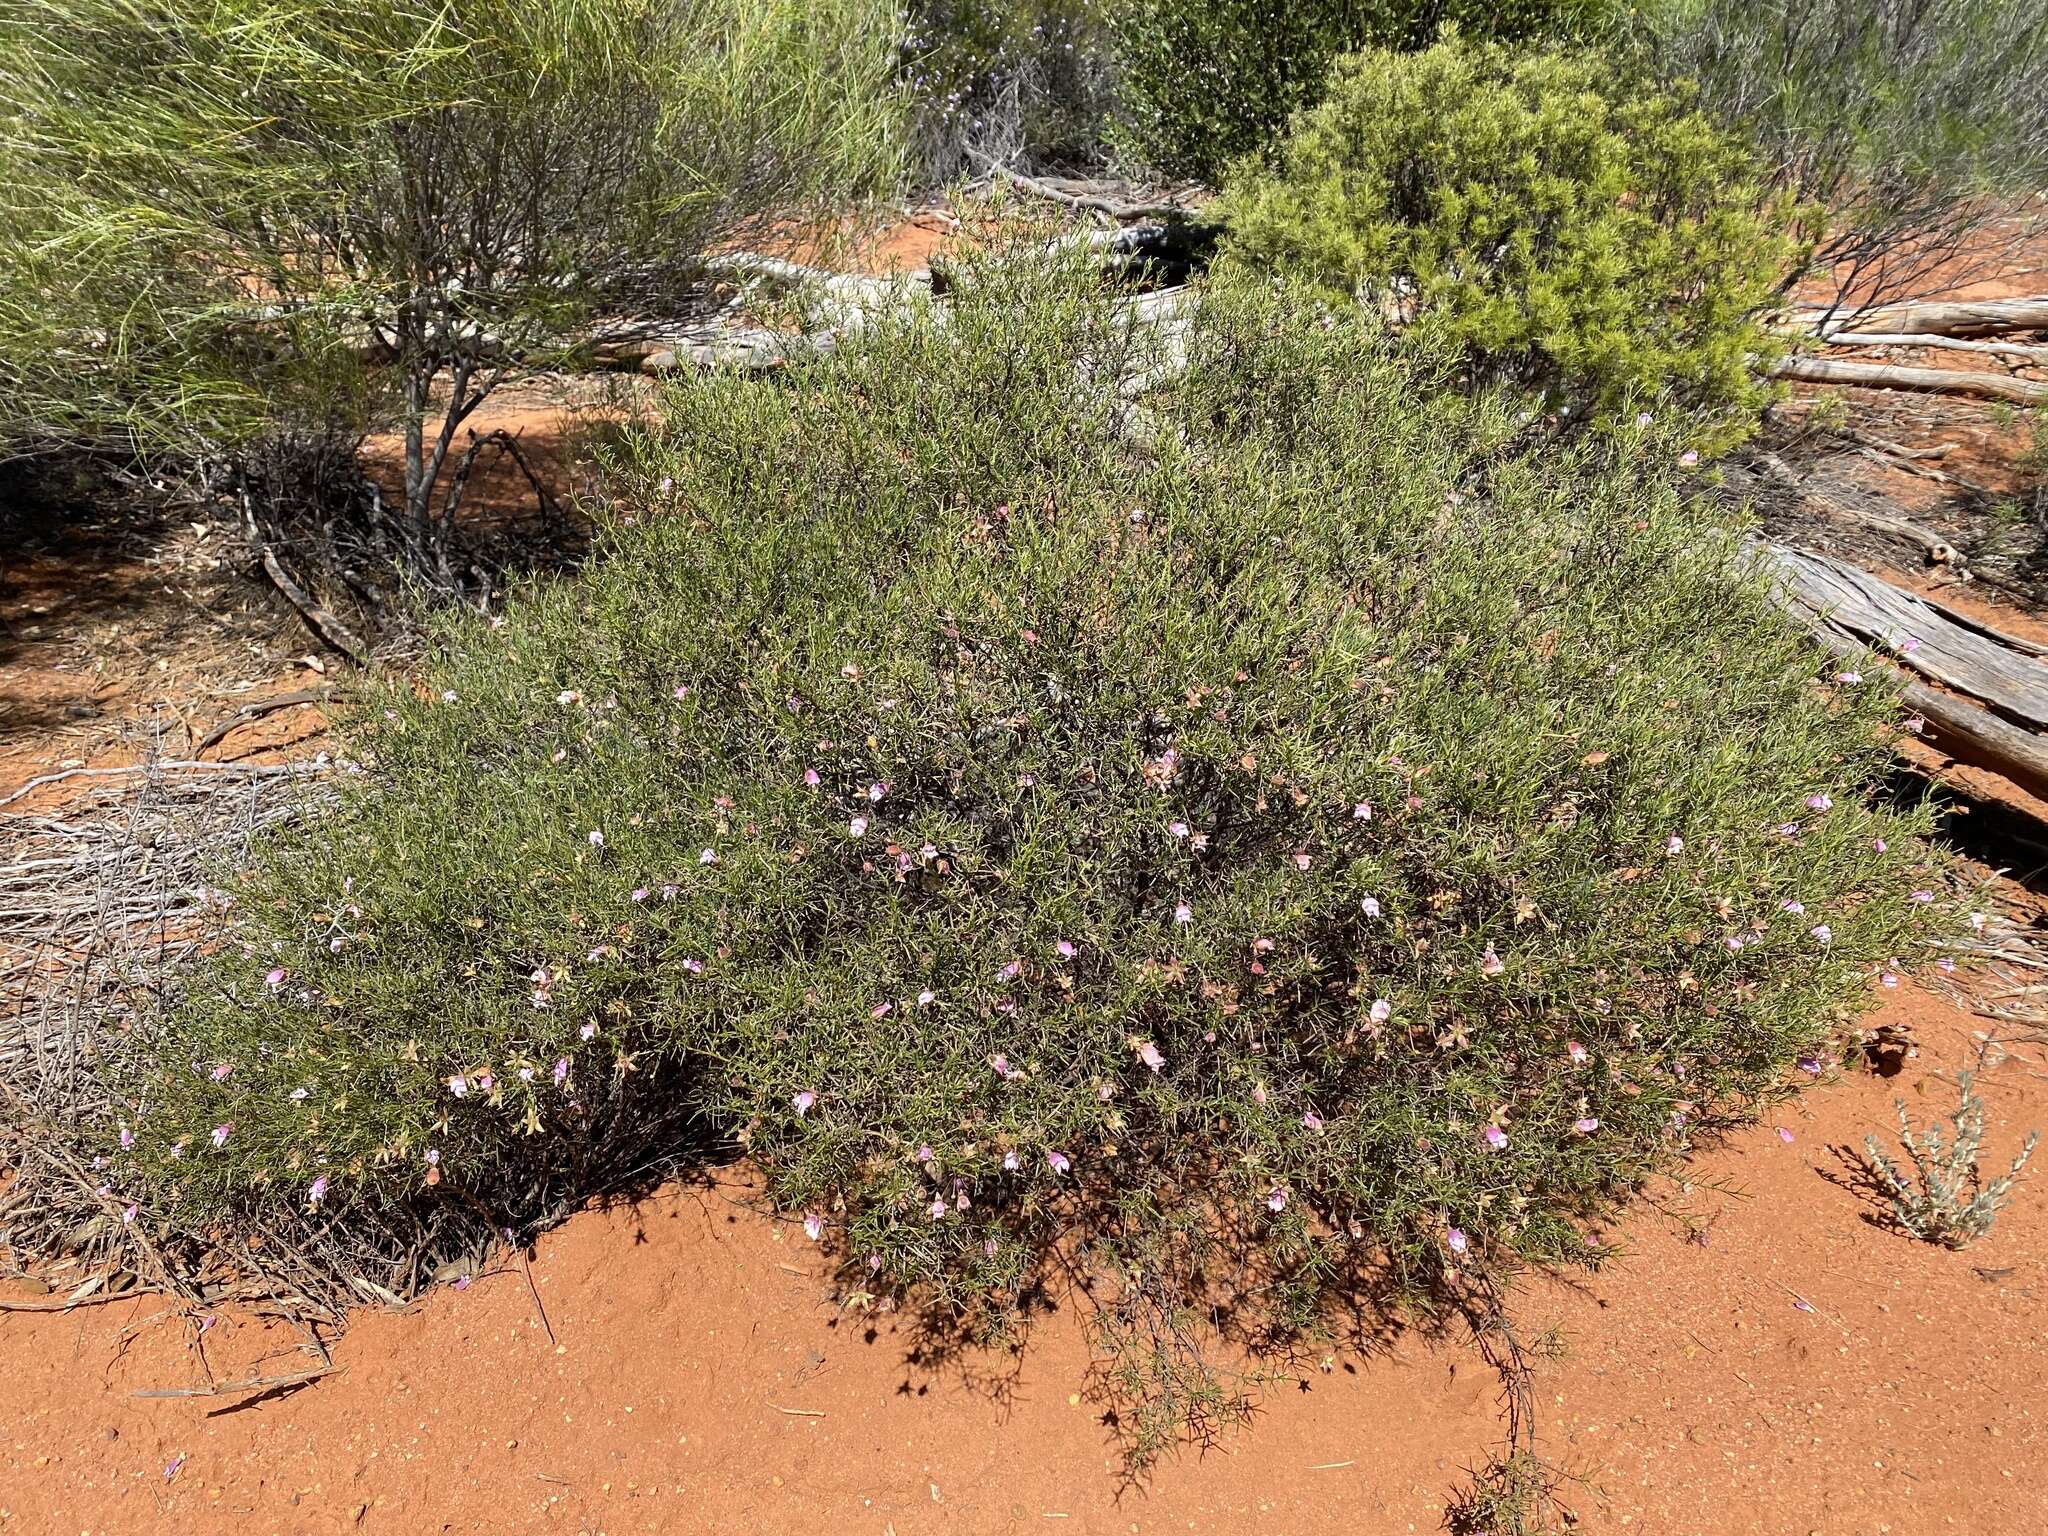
[[1791, 295, 2048, 340], [1808, 332, 2048, 362], [1767, 355, 2048, 405], [1762, 543, 2048, 801]]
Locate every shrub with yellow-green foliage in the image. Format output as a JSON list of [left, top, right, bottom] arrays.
[[1220, 38, 1807, 451]]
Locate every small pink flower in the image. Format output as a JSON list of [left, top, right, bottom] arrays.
[[1635, 411, 1654, 428], [1482, 1125, 1509, 1150], [1797, 1055, 1823, 1076], [1352, 801, 1373, 820], [917, 989, 936, 1006], [122, 1203, 137, 1225], [1266, 1185, 1289, 1213], [1447, 1226, 1469, 1253], [1136, 1041, 1165, 1072], [871, 1002, 892, 1019], [1872, 836, 1887, 852], [849, 816, 868, 837], [1566, 1041, 1588, 1066], [1002, 1150, 1020, 1170], [1360, 895, 1381, 918], [556, 689, 582, 706], [1679, 449, 1700, 466], [1781, 899, 1805, 915], [1046, 1150, 1070, 1175], [792, 1090, 816, 1117], [579, 1022, 597, 1041], [803, 767, 820, 787], [209, 1124, 231, 1149], [475, 1072, 495, 1092], [1880, 970, 1900, 989], [552, 1058, 569, 1086], [1908, 890, 1934, 904], [1480, 944, 1505, 977], [587, 829, 605, 848], [997, 961, 1020, 981], [1055, 939, 1076, 959], [440, 689, 458, 703], [1805, 793, 1833, 812], [699, 847, 718, 865], [308, 1175, 328, 1206], [118, 1125, 134, 1150], [1777, 1126, 1795, 1143], [1173, 902, 1192, 925], [265, 967, 287, 991], [1573, 1117, 1599, 1135], [1938, 957, 1955, 973], [682, 957, 703, 974], [1369, 998, 1392, 1024], [448, 1074, 469, 1097], [1969, 911, 1987, 933], [630, 887, 649, 903], [803, 1212, 824, 1242], [425, 1148, 440, 1166], [1301, 1111, 1324, 1133], [929, 1196, 948, 1219], [990, 1054, 1013, 1076], [209, 1063, 232, 1082], [1834, 671, 1862, 685], [1810, 924, 1832, 946], [1290, 852, 1312, 871], [867, 782, 886, 802], [1168, 820, 1190, 840]]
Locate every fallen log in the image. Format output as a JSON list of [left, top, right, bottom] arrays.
[[1763, 543, 2048, 801], [1791, 295, 2048, 340], [1767, 355, 2048, 405], [1809, 332, 2048, 362]]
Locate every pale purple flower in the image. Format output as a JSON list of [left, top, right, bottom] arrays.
[[682, 957, 703, 975], [1302, 1111, 1324, 1133], [929, 1195, 948, 1220], [792, 1090, 816, 1117], [1566, 1041, 1588, 1066], [1805, 793, 1833, 812], [1835, 671, 1862, 685], [1290, 851, 1313, 871], [1880, 970, 1900, 989], [1447, 1227, 1469, 1254], [1352, 801, 1373, 820], [209, 1123, 231, 1149], [990, 1054, 1014, 1077], [1136, 1040, 1165, 1072], [1679, 449, 1700, 467], [1666, 835, 1683, 855], [1900, 636, 1921, 653], [518, 1067, 534, 1082], [1360, 894, 1381, 918], [1046, 1150, 1070, 1175], [1811, 924, 1832, 946], [803, 767, 820, 788], [1796, 1055, 1824, 1076], [1266, 1185, 1289, 1213], [917, 989, 936, 1006], [1482, 1125, 1509, 1150], [698, 847, 718, 865], [265, 967, 287, 991], [1777, 822, 1801, 838], [118, 1125, 135, 1150], [1480, 944, 1505, 976], [1369, 998, 1392, 1025], [475, 1072, 495, 1092], [122, 1203, 137, 1225], [871, 1002, 892, 1019], [308, 1175, 328, 1206], [803, 1212, 824, 1242], [1173, 901, 1193, 925], [1781, 899, 1805, 915], [1055, 939, 1076, 959], [440, 689, 458, 703], [1873, 836, 1888, 852], [552, 1058, 569, 1086], [1634, 411, 1654, 428], [579, 1022, 597, 1041], [1908, 889, 1934, 904], [1573, 1117, 1600, 1135], [426, 1148, 440, 1166], [849, 816, 868, 837], [209, 1062, 232, 1082], [672, 684, 690, 699], [448, 1074, 469, 1098], [1777, 1126, 1795, 1144], [1003, 1150, 1020, 1170], [587, 829, 605, 848], [1938, 957, 1956, 973], [1168, 820, 1190, 840], [630, 887, 649, 903], [867, 782, 886, 803], [997, 960, 1021, 981]]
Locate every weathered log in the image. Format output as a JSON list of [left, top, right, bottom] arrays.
[[1762, 543, 2048, 801], [1767, 355, 2048, 405], [1810, 331, 2048, 362], [1792, 295, 2048, 340], [967, 151, 1192, 223]]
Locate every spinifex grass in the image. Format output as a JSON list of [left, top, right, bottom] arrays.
[[114, 255, 1945, 1454]]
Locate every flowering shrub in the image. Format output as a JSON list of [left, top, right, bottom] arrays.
[[124, 253, 1939, 1456], [1218, 38, 1807, 452]]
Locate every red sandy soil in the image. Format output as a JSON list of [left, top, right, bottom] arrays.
[[1, 984, 2042, 1536]]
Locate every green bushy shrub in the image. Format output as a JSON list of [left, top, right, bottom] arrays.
[[1219, 38, 1807, 452], [1111, 0, 1615, 181], [116, 254, 1938, 1454]]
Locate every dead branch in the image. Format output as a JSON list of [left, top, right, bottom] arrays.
[[132, 1364, 342, 1399], [194, 690, 336, 756], [967, 151, 1192, 222], [1808, 331, 2048, 362], [1789, 295, 2048, 340], [1768, 355, 2048, 405]]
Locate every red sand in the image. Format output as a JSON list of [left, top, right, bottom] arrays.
[[2, 983, 2042, 1535]]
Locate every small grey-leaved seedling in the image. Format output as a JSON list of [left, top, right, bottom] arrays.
[[1865, 1068, 2038, 1249]]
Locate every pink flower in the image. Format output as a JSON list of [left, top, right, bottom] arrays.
[[803, 767, 820, 788], [1679, 449, 1700, 467], [1797, 1055, 1823, 1076], [1666, 835, 1683, 855], [1173, 902, 1193, 925], [1352, 802, 1373, 820], [871, 1002, 892, 1019], [1566, 1041, 1588, 1065], [849, 816, 868, 837], [1805, 793, 1833, 812], [1635, 411, 1654, 428], [579, 1022, 597, 1041], [425, 1148, 440, 1166], [448, 1074, 469, 1097], [118, 1125, 134, 1150], [1301, 1111, 1325, 1132], [1168, 821, 1190, 840], [1266, 1186, 1289, 1213], [630, 887, 649, 903], [122, 1203, 137, 1225], [587, 829, 605, 848], [1002, 1150, 1020, 1171], [1290, 852, 1312, 871], [792, 1090, 816, 1117], [1046, 1150, 1070, 1175], [672, 684, 690, 699], [1781, 899, 1805, 915], [1835, 671, 1862, 685], [440, 689, 458, 703], [997, 961, 1021, 981], [475, 1072, 495, 1092], [1368, 998, 1392, 1024], [917, 989, 936, 1006], [552, 1058, 569, 1085], [1777, 1126, 1795, 1143], [1360, 894, 1381, 918], [803, 1212, 824, 1242], [209, 1124, 231, 1149], [1810, 924, 1832, 946], [867, 782, 886, 803], [1573, 1117, 1599, 1135], [990, 1054, 1013, 1077], [1055, 939, 1076, 959], [698, 847, 718, 865], [1480, 944, 1505, 977], [308, 1175, 328, 1207], [929, 1196, 948, 1220], [1908, 890, 1934, 904], [209, 1062, 232, 1082], [1482, 1125, 1509, 1150], [682, 957, 703, 974], [1136, 1040, 1165, 1072], [1447, 1227, 1469, 1254], [1880, 970, 1900, 989]]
